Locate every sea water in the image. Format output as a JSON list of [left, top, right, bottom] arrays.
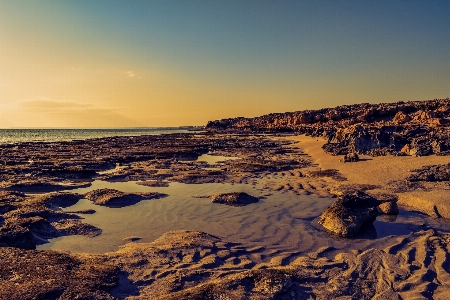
[[0, 128, 196, 145]]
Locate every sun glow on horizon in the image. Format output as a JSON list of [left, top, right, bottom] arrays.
[[1, 1, 449, 128]]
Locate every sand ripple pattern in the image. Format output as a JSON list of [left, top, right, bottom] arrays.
[[109, 229, 450, 299]]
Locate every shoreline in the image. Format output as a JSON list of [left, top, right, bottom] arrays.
[[1, 132, 450, 298]]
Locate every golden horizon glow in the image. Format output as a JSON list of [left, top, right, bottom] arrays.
[[1, 1, 449, 128]]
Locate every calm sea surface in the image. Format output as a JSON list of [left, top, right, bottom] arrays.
[[0, 128, 194, 145]]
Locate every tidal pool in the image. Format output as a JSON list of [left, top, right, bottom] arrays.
[[37, 179, 450, 257]]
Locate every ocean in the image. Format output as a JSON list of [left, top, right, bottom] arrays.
[[0, 128, 196, 145]]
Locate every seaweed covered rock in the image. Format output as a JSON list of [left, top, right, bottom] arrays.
[[318, 191, 379, 237]]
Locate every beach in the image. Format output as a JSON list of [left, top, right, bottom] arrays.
[[2, 0, 449, 297], [1, 131, 450, 299]]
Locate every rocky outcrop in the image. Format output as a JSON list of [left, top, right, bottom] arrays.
[[41, 192, 83, 209], [84, 189, 167, 207], [206, 98, 450, 156], [0, 134, 307, 190], [0, 191, 102, 249], [407, 163, 450, 182], [319, 192, 401, 236], [211, 192, 259, 206], [318, 192, 379, 237]]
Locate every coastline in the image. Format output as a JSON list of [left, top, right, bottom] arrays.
[[0, 132, 449, 298]]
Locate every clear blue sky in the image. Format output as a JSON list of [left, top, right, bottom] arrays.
[[1, 1, 449, 127]]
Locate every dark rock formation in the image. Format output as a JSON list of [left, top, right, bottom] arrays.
[[0, 225, 36, 249], [318, 192, 379, 237], [0, 133, 308, 189], [206, 98, 450, 156], [0, 179, 90, 193], [0, 191, 102, 249], [211, 192, 259, 206], [341, 152, 359, 163], [407, 163, 450, 182], [84, 189, 167, 207]]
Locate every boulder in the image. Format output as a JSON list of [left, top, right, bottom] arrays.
[[318, 191, 378, 237]]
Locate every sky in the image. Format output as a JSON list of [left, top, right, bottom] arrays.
[[0, 1, 449, 128]]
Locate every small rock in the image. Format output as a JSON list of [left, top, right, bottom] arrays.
[[340, 152, 359, 163], [123, 236, 141, 242], [378, 201, 399, 215], [211, 192, 259, 206]]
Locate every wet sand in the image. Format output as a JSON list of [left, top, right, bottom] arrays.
[[2, 133, 450, 299]]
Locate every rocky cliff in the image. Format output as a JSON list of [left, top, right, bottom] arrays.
[[206, 98, 450, 156]]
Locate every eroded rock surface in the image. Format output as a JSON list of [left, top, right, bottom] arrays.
[[408, 163, 450, 182], [0, 191, 101, 249], [0, 247, 118, 299], [378, 201, 399, 215], [84, 188, 167, 207], [206, 98, 450, 157], [0, 133, 312, 192]]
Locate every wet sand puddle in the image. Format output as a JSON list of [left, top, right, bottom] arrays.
[[37, 178, 450, 262], [195, 153, 241, 165]]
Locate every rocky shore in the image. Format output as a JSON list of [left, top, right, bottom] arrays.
[[1, 98, 450, 299], [207, 98, 450, 157]]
